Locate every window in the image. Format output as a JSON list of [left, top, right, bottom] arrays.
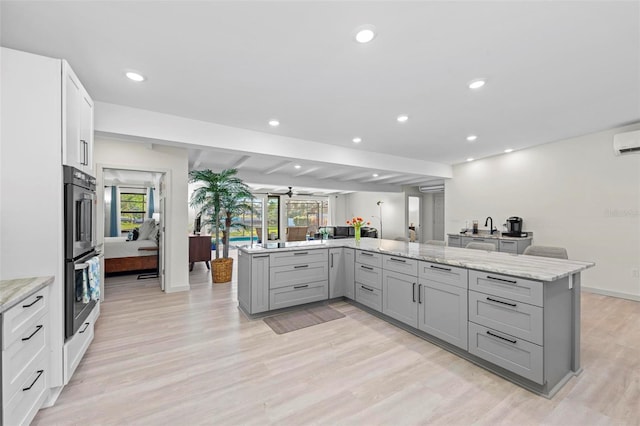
[[285, 199, 328, 234], [120, 192, 146, 233], [267, 196, 280, 240]]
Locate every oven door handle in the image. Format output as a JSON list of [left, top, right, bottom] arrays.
[[75, 262, 90, 270]]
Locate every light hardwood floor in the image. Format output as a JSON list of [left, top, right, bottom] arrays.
[[35, 252, 640, 425]]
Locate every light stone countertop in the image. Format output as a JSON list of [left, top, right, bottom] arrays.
[[238, 238, 594, 282], [0, 276, 54, 314], [447, 232, 532, 240]]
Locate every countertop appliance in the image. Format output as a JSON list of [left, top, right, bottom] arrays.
[[63, 165, 98, 339], [503, 216, 524, 237]]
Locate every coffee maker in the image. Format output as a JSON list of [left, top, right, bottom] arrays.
[[504, 217, 524, 237]]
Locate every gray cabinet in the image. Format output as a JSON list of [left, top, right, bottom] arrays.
[[237, 252, 270, 314], [469, 270, 543, 307], [499, 239, 531, 254], [448, 235, 462, 247], [270, 281, 328, 310], [344, 248, 355, 299], [355, 283, 382, 311], [461, 236, 498, 250], [382, 254, 418, 276], [418, 261, 468, 350], [382, 270, 418, 328], [329, 248, 344, 298], [355, 251, 383, 312], [355, 250, 383, 268]]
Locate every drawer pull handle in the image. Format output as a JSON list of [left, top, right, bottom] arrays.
[[294, 265, 309, 269], [293, 252, 309, 255], [360, 265, 374, 271], [486, 297, 517, 307], [486, 275, 517, 284], [360, 252, 374, 257], [79, 322, 90, 333], [412, 283, 416, 302], [486, 331, 517, 344], [254, 255, 269, 258], [360, 285, 374, 292], [430, 265, 452, 272], [22, 370, 44, 391], [475, 239, 485, 242], [22, 325, 43, 341], [418, 284, 422, 304], [389, 257, 406, 263], [22, 295, 43, 308], [294, 284, 309, 289], [502, 241, 515, 244]]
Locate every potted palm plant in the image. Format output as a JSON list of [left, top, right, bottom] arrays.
[[189, 168, 252, 283]]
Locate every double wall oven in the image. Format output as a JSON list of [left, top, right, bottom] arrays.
[[63, 165, 97, 339]]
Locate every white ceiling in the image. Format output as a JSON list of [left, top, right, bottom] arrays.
[[2, 1, 639, 192]]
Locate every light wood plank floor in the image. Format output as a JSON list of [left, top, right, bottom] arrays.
[[35, 252, 640, 425]]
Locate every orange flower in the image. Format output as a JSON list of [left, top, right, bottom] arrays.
[[346, 220, 351, 224], [366, 221, 371, 225]]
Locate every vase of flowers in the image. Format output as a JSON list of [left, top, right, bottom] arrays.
[[346, 216, 370, 242]]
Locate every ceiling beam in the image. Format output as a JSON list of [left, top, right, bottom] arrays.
[[293, 166, 320, 177], [360, 173, 404, 183], [191, 149, 207, 170], [263, 160, 294, 175], [231, 154, 251, 169]]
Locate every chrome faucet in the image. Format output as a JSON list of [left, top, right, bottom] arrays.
[[485, 216, 497, 234]]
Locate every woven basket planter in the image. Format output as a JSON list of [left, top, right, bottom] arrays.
[[212, 257, 233, 283]]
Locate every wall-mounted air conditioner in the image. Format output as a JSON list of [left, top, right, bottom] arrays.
[[613, 130, 640, 156], [419, 184, 444, 193]]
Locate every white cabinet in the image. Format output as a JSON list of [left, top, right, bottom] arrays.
[[268, 249, 328, 311], [2, 286, 51, 426], [62, 61, 94, 175], [63, 302, 99, 384]]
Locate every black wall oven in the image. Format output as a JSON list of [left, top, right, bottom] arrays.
[[64, 166, 97, 339]]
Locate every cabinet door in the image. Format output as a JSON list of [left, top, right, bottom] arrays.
[[63, 64, 82, 169], [329, 248, 344, 298], [418, 279, 468, 350], [448, 236, 461, 247], [251, 255, 270, 314], [344, 248, 355, 299], [79, 88, 94, 174], [382, 270, 418, 328]]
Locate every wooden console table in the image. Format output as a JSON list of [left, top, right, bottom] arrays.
[[189, 234, 211, 271]]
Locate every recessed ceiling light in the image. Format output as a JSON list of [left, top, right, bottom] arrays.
[[268, 119, 280, 127], [397, 114, 409, 123], [468, 79, 486, 89], [372, 173, 379, 177], [466, 158, 474, 162], [125, 71, 145, 82], [504, 148, 514, 153], [352, 137, 362, 143], [466, 135, 478, 142], [294, 164, 301, 169], [354, 26, 376, 43]]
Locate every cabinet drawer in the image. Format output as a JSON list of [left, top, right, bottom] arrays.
[[498, 240, 518, 254], [355, 283, 383, 312], [418, 261, 468, 289], [420, 280, 468, 350], [64, 305, 98, 384], [447, 235, 462, 247], [4, 352, 48, 426], [3, 317, 47, 399], [355, 250, 383, 268], [355, 264, 382, 290], [469, 270, 543, 307], [469, 290, 543, 345], [382, 254, 418, 276], [3, 286, 48, 350], [270, 261, 328, 290], [270, 249, 328, 267], [269, 281, 328, 310], [462, 237, 498, 250], [469, 322, 544, 384]]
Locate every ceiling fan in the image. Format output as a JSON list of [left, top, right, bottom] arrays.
[[266, 186, 314, 198]]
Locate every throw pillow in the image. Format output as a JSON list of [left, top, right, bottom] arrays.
[[132, 229, 139, 241], [138, 218, 155, 240]]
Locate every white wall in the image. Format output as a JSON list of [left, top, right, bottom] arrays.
[[445, 123, 640, 300], [94, 137, 190, 293], [340, 191, 405, 239]]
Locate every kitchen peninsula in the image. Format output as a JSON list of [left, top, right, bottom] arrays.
[[238, 238, 594, 397]]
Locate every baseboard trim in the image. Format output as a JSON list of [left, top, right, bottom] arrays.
[[582, 286, 640, 302]]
